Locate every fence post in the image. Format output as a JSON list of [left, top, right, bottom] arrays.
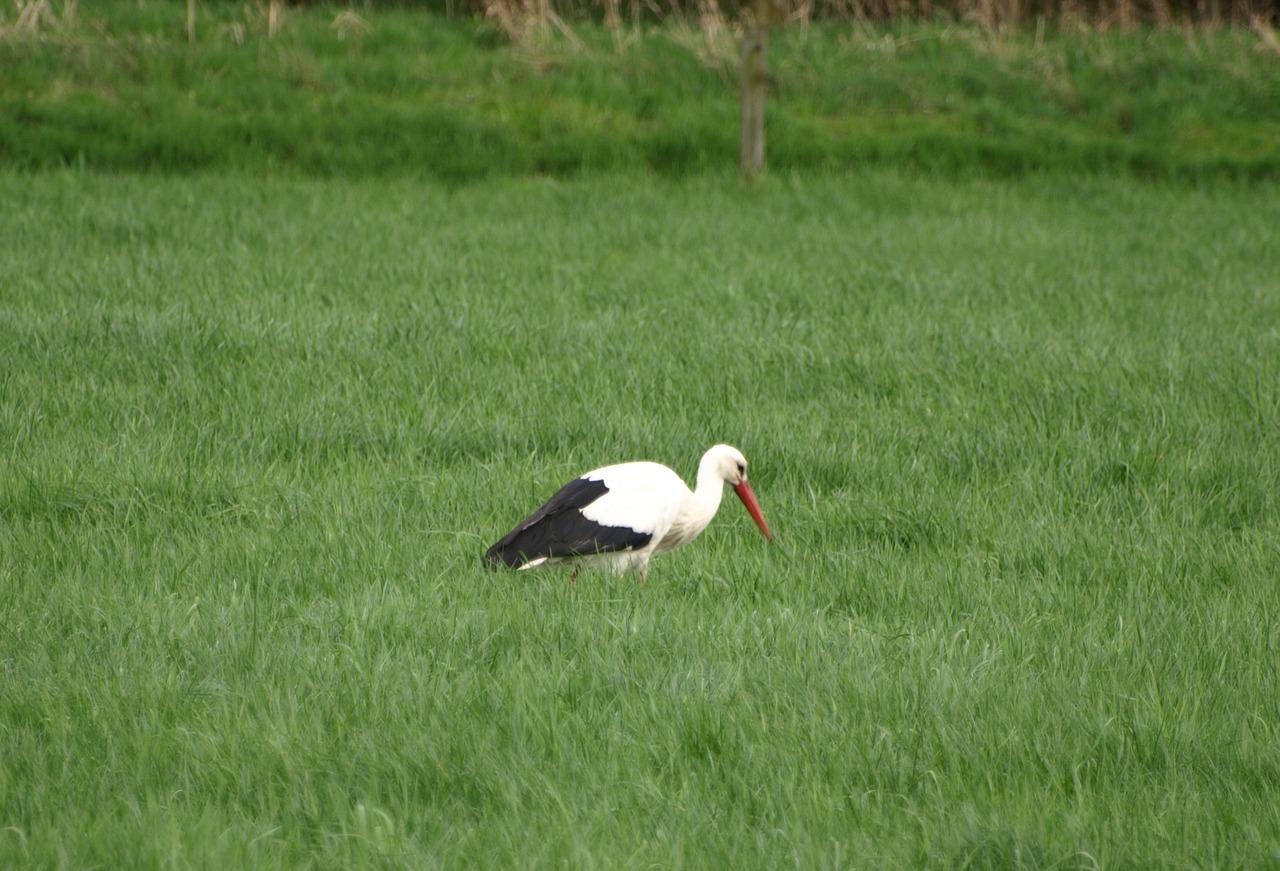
[[739, 0, 772, 180]]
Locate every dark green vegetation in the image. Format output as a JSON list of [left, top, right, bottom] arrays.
[[2, 0, 1279, 180], [3, 169, 1279, 867]]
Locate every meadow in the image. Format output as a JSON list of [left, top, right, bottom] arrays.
[[4, 1, 1280, 180], [3, 0, 1280, 866], [3, 167, 1279, 868]]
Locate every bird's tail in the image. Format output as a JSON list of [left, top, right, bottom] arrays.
[[483, 541, 524, 570]]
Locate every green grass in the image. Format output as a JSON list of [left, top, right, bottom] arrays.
[[2, 1, 1279, 179], [2, 168, 1279, 867]]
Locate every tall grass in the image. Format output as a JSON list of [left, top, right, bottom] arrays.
[[397, 0, 1280, 30], [2, 1, 1278, 180], [2, 169, 1278, 867]]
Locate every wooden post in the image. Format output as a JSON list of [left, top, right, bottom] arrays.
[[739, 3, 769, 180]]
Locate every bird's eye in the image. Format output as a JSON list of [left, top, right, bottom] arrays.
[[736, 463, 745, 476]]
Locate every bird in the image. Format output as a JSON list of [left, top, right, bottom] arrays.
[[484, 444, 773, 582]]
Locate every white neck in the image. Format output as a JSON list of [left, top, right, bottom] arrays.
[[654, 453, 728, 554], [692, 453, 729, 518]]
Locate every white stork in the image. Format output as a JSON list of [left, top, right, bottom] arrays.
[[484, 444, 773, 581]]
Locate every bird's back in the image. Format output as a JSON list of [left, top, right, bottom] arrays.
[[484, 461, 688, 570]]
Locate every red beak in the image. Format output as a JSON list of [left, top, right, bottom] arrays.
[[733, 480, 774, 542]]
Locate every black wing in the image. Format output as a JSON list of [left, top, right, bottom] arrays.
[[484, 476, 653, 569]]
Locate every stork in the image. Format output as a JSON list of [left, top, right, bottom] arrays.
[[484, 444, 773, 581]]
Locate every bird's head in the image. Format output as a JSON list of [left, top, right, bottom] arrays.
[[707, 443, 750, 487], [704, 444, 773, 542]]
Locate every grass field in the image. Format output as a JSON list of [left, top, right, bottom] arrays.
[[4, 1, 1280, 180], [2, 167, 1279, 868]]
